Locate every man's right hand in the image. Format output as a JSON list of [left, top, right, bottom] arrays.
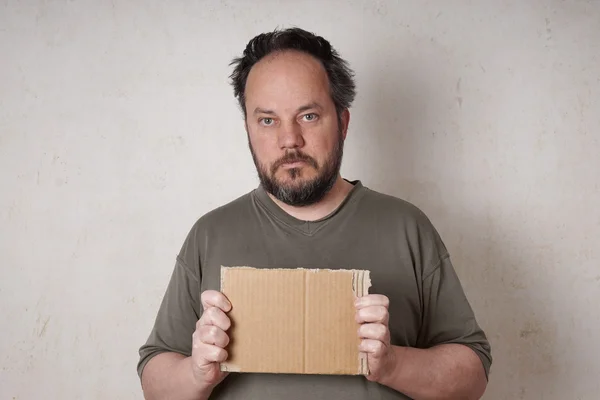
[[191, 290, 232, 389]]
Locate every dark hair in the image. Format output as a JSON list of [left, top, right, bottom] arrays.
[[229, 27, 356, 118]]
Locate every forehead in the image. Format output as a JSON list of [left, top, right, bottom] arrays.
[[245, 50, 332, 109]]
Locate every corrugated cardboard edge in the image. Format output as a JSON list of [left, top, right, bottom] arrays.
[[219, 266, 372, 375], [352, 269, 372, 375], [219, 266, 239, 373]]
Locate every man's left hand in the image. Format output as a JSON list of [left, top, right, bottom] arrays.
[[355, 294, 396, 382]]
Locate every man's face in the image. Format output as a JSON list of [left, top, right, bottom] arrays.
[[244, 50, 349, 207]]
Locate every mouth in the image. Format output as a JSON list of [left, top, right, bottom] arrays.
[[271, 154, 318, 175], [280, 160, 307, 168]]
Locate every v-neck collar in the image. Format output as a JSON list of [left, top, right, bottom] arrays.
[[253, 179, 365, 236]]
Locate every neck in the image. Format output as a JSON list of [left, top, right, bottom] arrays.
[[267, 176, 354, 222]]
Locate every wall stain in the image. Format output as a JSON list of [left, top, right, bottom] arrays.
[[520, 321, 542, 339], [510, 277, 527, 290], [544, 17, 553, 47], [515, 316, 558, 377], [38, 317, 50, 338], [456, 78, 463, 108], [519, 387, 526, 399]]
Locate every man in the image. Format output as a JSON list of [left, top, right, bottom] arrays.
[[137, 27, 492, 400]]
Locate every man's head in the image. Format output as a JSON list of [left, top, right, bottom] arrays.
[[229, 28, 356, 207]]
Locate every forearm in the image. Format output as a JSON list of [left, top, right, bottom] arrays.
[[141, 353, 215, 400], [378, 344, 487, 400]]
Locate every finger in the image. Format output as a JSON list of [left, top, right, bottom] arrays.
[[198, 325, 230, 348], [355, 294, 389, 309], [359, 339, 387, 356], [198, 307, 231, 331], [201, 290, 232, 312], [193, 341, 229, 363], [356, 305, 389, 324], [358, 323, 389, 343]]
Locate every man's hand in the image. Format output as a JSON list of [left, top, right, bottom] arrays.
[[355, 294, 395, 382], [191, 290, 232, 389]]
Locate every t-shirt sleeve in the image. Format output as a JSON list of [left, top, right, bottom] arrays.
[[136, 255, 201, 379], [417, 255, 493, 379]]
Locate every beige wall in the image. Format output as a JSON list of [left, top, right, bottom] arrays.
[[1, 1, 599, 398]]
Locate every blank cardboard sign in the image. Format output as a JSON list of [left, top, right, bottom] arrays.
[[219, 266, 371, 375]]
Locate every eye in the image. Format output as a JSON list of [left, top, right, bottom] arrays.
[[259, 117, 274, 126], [302, 113, 318, 122]]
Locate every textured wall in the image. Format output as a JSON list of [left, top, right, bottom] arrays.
[[1, 1, 599, 399]]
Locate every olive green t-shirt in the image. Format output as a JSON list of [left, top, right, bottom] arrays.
[[137, 180, 492, 399]]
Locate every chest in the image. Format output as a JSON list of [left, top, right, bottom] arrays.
[[198, 226, 423, 346]]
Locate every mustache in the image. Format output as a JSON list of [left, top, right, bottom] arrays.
[[271, 151, 318, 173]]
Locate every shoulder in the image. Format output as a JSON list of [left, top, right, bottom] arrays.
[[358, 184, 449, 264], [189, 189, 256, 236], [176, 190, 255, 259], [359, 185, 435, 228]]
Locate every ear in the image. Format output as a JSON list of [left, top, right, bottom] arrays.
[[340, 109, 350, 140]]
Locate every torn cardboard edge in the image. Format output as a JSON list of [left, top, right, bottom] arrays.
[[219, 266, 371, 375]]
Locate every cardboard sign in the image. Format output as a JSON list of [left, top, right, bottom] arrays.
[[219, 266, 371, 375]]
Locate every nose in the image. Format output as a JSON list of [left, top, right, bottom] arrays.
[[277, 120, 305, 149]]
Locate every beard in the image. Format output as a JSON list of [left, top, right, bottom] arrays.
[[249, 132, 345, 207]]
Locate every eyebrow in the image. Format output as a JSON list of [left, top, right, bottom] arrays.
[[253, 102, 323, 115]]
